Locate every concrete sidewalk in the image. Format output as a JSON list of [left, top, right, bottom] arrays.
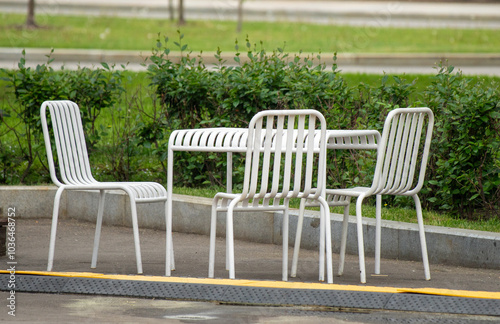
[[7, 217, 500, 291], [1, 187, 499, 322], [2, 186, 499, 270], [1, 217, 499, 323]]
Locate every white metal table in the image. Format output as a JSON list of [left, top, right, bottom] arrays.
[[165, 127, 380, 276]]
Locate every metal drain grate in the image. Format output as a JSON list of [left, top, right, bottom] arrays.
[[220, 286, 392, 309], [1, 274, 499, 317], [220, 286, 288, 305], [59, 277, 227, 301], [61, 277, 126, 296], [1, 274, 67, 293], [385, 294, 500, 316], [118, 280, 227, 300]]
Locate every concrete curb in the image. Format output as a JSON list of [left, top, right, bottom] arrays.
[[2, 185, 499, 269], [2, 47, 500, 69]]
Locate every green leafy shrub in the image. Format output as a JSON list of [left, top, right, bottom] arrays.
[[0, 49, 125, 183], [423, 65, 500, 218], [0, 50, 69, 182], [67, 63, 125, 148], [145, 35, 499, 218], [144, 34, 358, 188], [2, 41, 499, 221]]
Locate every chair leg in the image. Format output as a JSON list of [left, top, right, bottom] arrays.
[[227, 206, 236, 279], [356, 196, 367, 284], [282, 207, 290, 281], [164, 200, 175, 273], [413, 194, 431, 280], [320, 199, 333, 284], [166, 149, 174, 276], [375, 194, 382, 275], [318, 202, 325, 282], [338, 203, 350, 276], [169, 234, 175, 270], [226, 152, 233, 194], [91, 190, 106, 269], [129, 199, 143, 274], [222, 202, 230, 271], [47, 187, 65, 272], [226, 210, 230, 271], [291, 199, 306, 278], [165, 199, 173, 276], [208, 199, 218, 278]]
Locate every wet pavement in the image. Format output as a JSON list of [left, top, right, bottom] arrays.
[[0, 218, 499, 323], [1, 1, 500, 322]]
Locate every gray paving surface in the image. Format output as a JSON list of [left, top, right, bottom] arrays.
[[1, 2, 500, 322], [0, 218, 499, 323], [7, 219, 500, 290], [2, 292, 498, 323]]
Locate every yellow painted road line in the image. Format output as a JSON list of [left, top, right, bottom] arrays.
[[396, 288, 500, 300], [3, 270, 499, 300]]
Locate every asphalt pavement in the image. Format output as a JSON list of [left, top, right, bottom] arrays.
[[1, 2, 500, 322], [0, 218, 499, 323]]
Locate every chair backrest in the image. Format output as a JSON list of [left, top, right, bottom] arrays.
[[371, 107, 434, 196], [41, 100, 96, 187], [241, 110, 327, 204]]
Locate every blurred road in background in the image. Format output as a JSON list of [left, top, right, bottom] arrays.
[[2, 0, 500, 29], [1, 0, 500, 75]]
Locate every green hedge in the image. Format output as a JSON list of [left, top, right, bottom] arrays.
[[1, 36, 499, 219], [0, 49, 125, 183]]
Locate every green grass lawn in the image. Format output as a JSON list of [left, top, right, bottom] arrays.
[[1, 13, 500, 54]]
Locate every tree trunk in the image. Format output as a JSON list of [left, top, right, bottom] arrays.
[[168, 0, 174, 21], [237, 0, 244, 33], [178, 0, 185, 25], [26, 0, 37, 28]]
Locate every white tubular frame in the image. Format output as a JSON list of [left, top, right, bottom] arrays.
[[166, 122, 382, 279], [41, 100, 168, 274], [205, 109, 332, 283], [301, 107, 434, 284]]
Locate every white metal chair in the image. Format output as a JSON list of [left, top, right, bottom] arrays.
[[41, 100, 168, 274], [208, 109, 333, 283], [293, 107, 434, 284]]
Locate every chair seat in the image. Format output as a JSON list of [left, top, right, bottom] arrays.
[[105, 182, 167, 201], [325, 187, 371, 198], [61, 181, 167, 201], [214, 192, 302, 213]]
